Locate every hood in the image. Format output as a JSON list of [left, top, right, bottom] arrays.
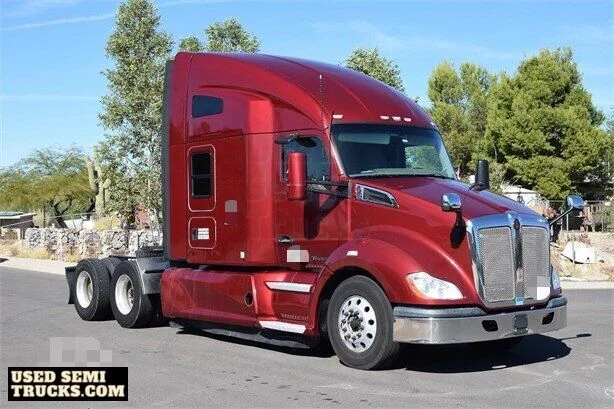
[[359, 177, 537, 219]]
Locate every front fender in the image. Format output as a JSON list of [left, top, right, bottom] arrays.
[[324, 238, 419, 303], [305, 227, 480, 336], [321, 225, 478, 307]]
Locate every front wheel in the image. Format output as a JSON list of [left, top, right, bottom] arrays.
[[327, 276, 400, 370]]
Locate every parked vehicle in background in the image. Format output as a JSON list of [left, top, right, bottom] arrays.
[[65, 52, 582, 370]]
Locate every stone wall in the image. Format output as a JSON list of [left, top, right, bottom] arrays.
[[24, 228, 162, 261]]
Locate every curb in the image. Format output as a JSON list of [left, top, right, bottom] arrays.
[[2, 257, 613, 289], [561, 281, 614, 290], [0, 257, 72, 276]]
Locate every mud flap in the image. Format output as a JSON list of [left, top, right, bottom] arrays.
[[65, 266, 76, 304]]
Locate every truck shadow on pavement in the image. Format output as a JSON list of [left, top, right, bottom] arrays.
[[176, 327, 337, 358], [395, 333, 583, 373], [176, 327, 587, 371]]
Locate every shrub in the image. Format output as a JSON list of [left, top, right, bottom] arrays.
[[93, 216, 121, 230], [1, 229, 18, 240], [63, 253, 82, 263], [17, 248, 51, 259]]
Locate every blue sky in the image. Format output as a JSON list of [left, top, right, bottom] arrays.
[[1, 0, 612, 167]]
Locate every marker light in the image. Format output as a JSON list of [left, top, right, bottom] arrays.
[[380, 115, 390, 120], [408, 272, 463, 300], [392, 116, 401, 121], [332, 114, 343, 119], [551, 266, 562, 293]]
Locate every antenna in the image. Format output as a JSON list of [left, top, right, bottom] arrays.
[[319, 74, 326, 131]]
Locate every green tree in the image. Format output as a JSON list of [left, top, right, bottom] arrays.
[[178, 35, 204, 52], [98, 0, 172, 226], [205, 17, 260, 52], [485, 47, 608, 198], [179, 18, 261, 53], [0, 147, 92, 228], [427, 61, 496, 176], [603, 109, 614, 193], [344, 47, 404, 92]]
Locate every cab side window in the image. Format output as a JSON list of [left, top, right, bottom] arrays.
[[282, 137, 330, 181]]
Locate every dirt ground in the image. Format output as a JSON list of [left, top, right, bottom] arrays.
[[552, 232, 614, 281]]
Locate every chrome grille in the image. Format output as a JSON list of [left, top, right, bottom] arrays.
[[477, 227, 515, 302], [521, 226, 550, 299], [469, 213, 551, 307]]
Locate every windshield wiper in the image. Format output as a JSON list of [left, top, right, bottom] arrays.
[[349, 173, 395, 178], [414, 173, 455, 180], [350, 172, 454, 180]]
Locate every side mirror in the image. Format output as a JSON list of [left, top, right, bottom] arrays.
[[548, 194, 584, 226], [470, 159, 490, 191], [565, 195, 584, 211], [442, 193, 462, 212], [286, 152, 307, 201]]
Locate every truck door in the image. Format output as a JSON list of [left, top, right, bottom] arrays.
[[275, 135, 342, 269]]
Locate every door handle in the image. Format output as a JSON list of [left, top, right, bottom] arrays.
[[278, 235, 294, 245]]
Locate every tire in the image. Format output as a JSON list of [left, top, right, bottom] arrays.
[[326, 276, 400, 370], [110, 261, 155, 328], [471, 336, 524, 353], [73, 258, 111, 321], [101, 257, 121, 277]]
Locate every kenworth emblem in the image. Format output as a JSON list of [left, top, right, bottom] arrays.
[[513, 218, 521, 231]]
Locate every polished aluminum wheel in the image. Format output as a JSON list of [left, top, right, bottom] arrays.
[[338, 295, 377, 352], [115, 274, 134, 315], [76, 271, 93, 308]]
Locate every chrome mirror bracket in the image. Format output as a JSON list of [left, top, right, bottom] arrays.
[[442, 193, 462, 212]]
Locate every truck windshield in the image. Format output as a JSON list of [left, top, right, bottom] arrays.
[[331, 124, 456, 179]]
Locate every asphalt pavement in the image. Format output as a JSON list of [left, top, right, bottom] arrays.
[[1, 265, 613, 408]]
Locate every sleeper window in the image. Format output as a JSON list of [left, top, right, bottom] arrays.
[[192, 96, 223, 118], [191, 152, 212, 198]]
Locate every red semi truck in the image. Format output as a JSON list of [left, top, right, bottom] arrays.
[[65, 52, 581, 370]]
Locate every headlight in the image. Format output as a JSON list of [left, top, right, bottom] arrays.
[[407, 272, 463, 300], [551, 266, 562, 293]]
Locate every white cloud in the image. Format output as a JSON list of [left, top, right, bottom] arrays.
[[3, 0, 84, 18], [403, 36, 518, 60], [0, 94, 99, 101], [580, 64, 613, 76], [1, 0, 228, 32], [312, 19, 518, 60], [158, 0, 227, 6], [591, 96, 614, 109], [564, 23, 613, 44], [1, 13, 115, 32], [313, 20, 405, 50]]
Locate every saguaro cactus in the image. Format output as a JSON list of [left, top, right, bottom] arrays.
[[85, 154, 111, 216]]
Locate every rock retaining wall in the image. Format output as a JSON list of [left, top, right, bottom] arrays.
[[24, 228, 162, 261]]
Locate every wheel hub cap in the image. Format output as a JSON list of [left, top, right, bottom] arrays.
[[76, 271, 93, 308], [338, 295, 377, 352], [115, 275, 134, 315]]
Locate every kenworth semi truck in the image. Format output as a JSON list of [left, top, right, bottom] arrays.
[[65, 52, 580, 370]]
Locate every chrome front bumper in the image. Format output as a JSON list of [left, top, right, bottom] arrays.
[[393, 296, 567, 344]]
